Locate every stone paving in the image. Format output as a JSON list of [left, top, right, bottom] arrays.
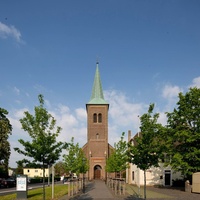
[[59, 180, 200, 200], [125, 184, 200, 200], [69, 180, 121, 200]]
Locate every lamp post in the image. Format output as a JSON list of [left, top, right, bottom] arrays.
[[104, 151, 107, 184], [52, 164, 55, 199], [48, 164, 50, 187], [137, 115, 140, 197], [82, 158, 86, 193]]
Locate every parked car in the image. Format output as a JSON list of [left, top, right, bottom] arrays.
[[0, 178, 5, 188], [1, 178, 16, 188], [63, 176, 71, 184]]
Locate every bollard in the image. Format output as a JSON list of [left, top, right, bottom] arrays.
[[185, 180, 191, 193], [68, 182, 70, 197], [122, 180, 125, 195]]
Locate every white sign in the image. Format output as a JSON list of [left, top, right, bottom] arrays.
[[17, 177, 27, 191]]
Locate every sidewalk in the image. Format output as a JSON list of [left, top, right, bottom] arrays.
[[59, 181, 200, 200], [126, 184, 200, 200], [67, 180, 123, 200]]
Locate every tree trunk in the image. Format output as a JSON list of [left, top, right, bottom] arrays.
[[144, 170, 146, 199], [43, 163, 45, 200]]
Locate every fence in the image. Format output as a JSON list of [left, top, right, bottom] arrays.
[[107, 178, 126, 195]]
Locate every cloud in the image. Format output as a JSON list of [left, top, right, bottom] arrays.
[[75, 108, 87, 121], [162, 84, 182, 111], [162, 84, 182, 100], [105, 90, 146, 126], [0, 22, 22, 42], [157, 110, 167, 126], [14, 87, 20, 95], [9, 108, 30, 138], [104, 89, 147, 144], [189, 76, 200, 88]]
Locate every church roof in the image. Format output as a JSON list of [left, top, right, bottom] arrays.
[[87, 62, 108, 105]]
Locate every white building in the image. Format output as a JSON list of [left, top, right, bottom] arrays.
[[23, 168, 50, 178], [126, 130, 183, 186], [127, 162, 182, 186]]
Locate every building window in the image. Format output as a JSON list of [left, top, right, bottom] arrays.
[[98, 113, 102, 123], [93, 113, 97, 123], [96, 133, 99, 139], [93, 113, 102, 123], [27, 169, 30, 172]]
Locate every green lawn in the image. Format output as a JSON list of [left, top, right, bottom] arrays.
[[1, 184, 68, 200]]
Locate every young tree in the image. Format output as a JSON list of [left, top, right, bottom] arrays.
[[14, 94, 67, 200], [54, 161, 66, 177], [106, 132, 129, 178], [63, 137, 88, 177], [0, 107, 12, 177], [15, 160, 24, 175], [127, 104, 164, 199], [166, 87, 200, 179]]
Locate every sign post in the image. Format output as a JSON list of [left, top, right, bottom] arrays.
[[16, 175, 28, 200]]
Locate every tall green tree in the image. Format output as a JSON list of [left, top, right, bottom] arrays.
[[166, 87, 200, 178], [63, 137, 88, 176], [106, 132, 129, 178], [127, 104, 164, 199], [0, 107, 12, 177], [14, 94, 67, 200]]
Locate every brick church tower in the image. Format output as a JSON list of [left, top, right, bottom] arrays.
[[82, 62, 112, 180]]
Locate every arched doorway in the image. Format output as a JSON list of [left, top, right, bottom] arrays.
[[94, 165, 102, 179]]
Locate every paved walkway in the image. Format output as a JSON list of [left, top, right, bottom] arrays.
[[59, 180, 200, 200], [69, 180, 120, 200]]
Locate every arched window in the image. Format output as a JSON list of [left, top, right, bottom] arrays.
[[93, 113, 97, 123], [98, 113, 102, 123], [96, 133, 99, 139]]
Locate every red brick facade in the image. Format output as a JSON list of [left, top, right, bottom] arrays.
[[83, 104, 112, 180]]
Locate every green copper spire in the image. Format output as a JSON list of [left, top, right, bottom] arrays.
[[88, 62, 108, 104]]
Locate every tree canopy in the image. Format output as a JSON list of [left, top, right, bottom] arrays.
[[128, 104, 163, 171], [127, 103, 164, 199], [166, 87, 200, 177], [106, 132, 129, 178], [14, 94, 67, 200], [0, 107, 12, 177], [15, 94, 66, 165], [63, 137, 88, 176]]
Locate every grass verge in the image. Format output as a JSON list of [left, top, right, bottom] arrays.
[[1, 184, 68, 200]]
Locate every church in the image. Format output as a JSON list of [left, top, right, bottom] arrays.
[[82, 62, 113, 180]]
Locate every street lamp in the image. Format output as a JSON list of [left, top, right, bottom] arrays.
[[104, 151, 107, 184], [82, 158, 86, 193]]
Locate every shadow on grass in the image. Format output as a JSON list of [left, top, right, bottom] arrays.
[[152, 185, 185, 191], [28, 191, 43, 198], [125, 184, 143, 199]]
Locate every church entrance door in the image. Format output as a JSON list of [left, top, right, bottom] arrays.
[[94, 165, 102, 179]]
